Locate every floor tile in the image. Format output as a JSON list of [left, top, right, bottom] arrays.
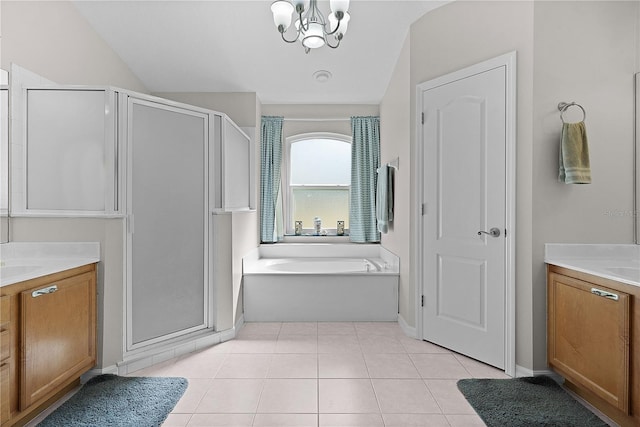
[[268, 354, 318, 378], [318, 353, 369, 379], [319, 379, 380, 413], [186, 413, 254, 426], [364, 353, 420, 378], [317, 322, 356, 335], [446, 414, 487, 426], [425, 379, 476, 414], [239, 322, 282, 336], [253, 413, 318, 426], [410, 353, 471, 379], [276, 335, 318, 353], [279, 322, 318, 336], [358, 334, 406, 353], [162, 413, 192, 426], [399, 336, 452, 354], [354, 322, 403, 336], [257, 379, 318, 413], [372, 379, 441, 414], [162, 351, 227, 378], [215, 354, 272, 378], [195, 379, 263, 413], [319, 413, 384, 426], [317, 334, 361, 353], [231, 335, 278, 354], [453, 354, 510, 379], [172, 379, 213, 413], [382, 413, 451, 426]]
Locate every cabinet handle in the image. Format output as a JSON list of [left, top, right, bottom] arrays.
[[590, 287, 619, 301], [31, 285, 58, 298]]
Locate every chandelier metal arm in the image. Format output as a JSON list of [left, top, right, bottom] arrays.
[[324, 11, 344, 36], [279, 28, 300, 44], [325, 34, 342, 49]]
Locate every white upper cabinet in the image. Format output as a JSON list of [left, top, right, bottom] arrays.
[[210, 114, 253, 212], [13, 83, 253, 216], [13, 87, 117, 216]]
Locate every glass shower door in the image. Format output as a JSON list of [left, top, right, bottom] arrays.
[[126, 97, 209, 350]]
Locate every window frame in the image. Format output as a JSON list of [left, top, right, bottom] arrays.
[[282, 132, 351, 236]]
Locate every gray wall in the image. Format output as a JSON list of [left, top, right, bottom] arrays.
[[379, 38, 412, 329], [261, 104, 380, 140], [382, 0, 638, 371], [531, 1, 638, 370]]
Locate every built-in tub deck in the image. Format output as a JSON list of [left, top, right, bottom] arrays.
[[242, 244, 399, 322]]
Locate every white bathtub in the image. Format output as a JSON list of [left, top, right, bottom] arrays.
[[242, 244, 399, 322]]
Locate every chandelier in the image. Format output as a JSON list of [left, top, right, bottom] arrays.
[[270, 0, 351, 53]]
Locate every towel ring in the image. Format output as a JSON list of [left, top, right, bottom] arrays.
[[558, 102, 586, 123]]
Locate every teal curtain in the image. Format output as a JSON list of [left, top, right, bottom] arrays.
[[350, 116, 380, 243], [260, 116, 283, 243]]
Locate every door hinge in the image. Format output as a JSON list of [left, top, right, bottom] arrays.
[[421, 112, 424, 124], [421, 203, 426, 216], [421, 295, 424, 307]]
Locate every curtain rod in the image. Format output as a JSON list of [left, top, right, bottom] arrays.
[[283, 117, 351, 122]]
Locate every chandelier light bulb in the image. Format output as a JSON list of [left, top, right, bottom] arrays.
[[302, 21, 325, 49], [329, 0, 350, 14], [271, 1, 294, 32]]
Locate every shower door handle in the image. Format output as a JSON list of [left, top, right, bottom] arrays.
[[478, 227, 501, 238]]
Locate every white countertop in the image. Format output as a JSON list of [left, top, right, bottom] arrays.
[[545, 244, 640, 288], [0, 242, 100, 287]]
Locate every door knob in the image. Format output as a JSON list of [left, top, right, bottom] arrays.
[[478, 227, 501, 237]]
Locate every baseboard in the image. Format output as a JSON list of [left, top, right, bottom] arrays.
[[234, 314, 245, 333], [115, 328, 236, 376], [81, 365, 119, 383], [397, 313, 416, 338], [515, 365, 561, 382]]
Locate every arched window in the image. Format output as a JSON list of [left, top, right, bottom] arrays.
[[283, 133, 351, 235]]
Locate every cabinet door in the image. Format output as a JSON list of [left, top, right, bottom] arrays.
[[20, 270, 96, 409], [0, 295, 9, 423], [548, 272, 630, 413]]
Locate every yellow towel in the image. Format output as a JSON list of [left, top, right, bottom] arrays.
[[558, 121, 591, 184]]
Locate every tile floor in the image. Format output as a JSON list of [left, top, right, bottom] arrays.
[[134, 322, 511, 427]]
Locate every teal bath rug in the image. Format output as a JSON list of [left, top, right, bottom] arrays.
[[457, 375, 609, 427], [38, 374, 188, 427]]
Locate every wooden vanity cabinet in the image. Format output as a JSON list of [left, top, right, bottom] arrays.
[[547, 264, 640, 427], [0, 296, 10, 424], [0, 263, 96, 427]]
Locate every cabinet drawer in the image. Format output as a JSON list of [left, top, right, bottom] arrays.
[[0, 329, 9, 362], [0, 296, 8, 324], [0, 296, 10, 364]]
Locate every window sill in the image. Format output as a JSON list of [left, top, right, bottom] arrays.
[[282, 235, 352, 243]]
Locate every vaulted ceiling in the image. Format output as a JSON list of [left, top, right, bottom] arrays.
[[73, 1, 447, 104]]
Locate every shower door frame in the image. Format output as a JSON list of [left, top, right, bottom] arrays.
[[123, 92, 214, 353]]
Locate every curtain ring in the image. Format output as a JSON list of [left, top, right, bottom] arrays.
[[558, 102, 586, 123]]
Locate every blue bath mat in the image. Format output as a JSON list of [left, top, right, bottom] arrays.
[[37, 374, 188, 427]]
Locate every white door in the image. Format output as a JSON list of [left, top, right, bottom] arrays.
[[420, 60, 511, 369]]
